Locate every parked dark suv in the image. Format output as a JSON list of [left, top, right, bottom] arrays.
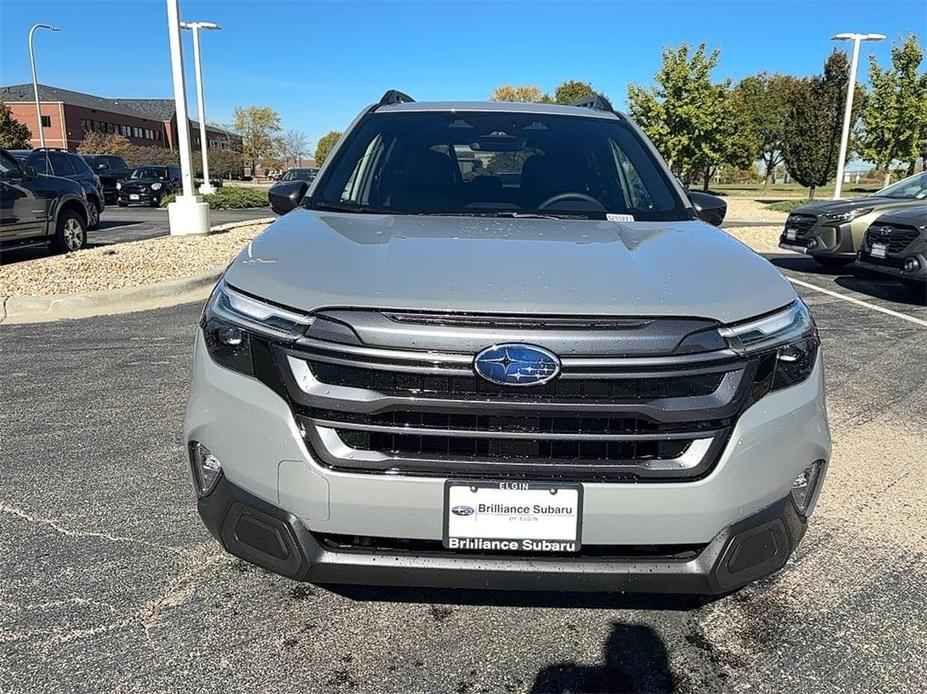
[[80, 154, 131, 205], [8, 149, 104, 230], [0, 148, 90, 253], [117, 165, 181, 207]]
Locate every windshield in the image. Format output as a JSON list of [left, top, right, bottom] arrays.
[[876, 172, 927, 200], [311, 111, 688, 220], [131, 167, 167, 180]]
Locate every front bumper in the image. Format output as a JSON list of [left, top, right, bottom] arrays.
[[185, 331, 831, 593], [779, 222, 855, 258], [856, 250, 927, 282], [118, 191, 160, 205], [199, 475, 806, 594]]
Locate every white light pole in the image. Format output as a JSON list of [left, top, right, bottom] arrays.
[[28, 23, 60, 149], [181, 20, 220, 195], [165, 0, 209, 235], [831, 32, 885, 199]]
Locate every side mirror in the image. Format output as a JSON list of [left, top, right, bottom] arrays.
[[269, 180, 308, 215], [688, 191, 727, 227], [23, 166, 37, 181]]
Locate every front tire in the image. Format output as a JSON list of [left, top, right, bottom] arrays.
[[51, 209, 87, 253], [812, 256, 852, 269]]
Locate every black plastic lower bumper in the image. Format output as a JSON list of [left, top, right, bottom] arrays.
[[198, 478, 807, 595]]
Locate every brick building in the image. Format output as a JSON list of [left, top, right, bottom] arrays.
[[0, 83, 242, 153]]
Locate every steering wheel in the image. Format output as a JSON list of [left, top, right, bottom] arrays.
[[537, 192, 606, 211]]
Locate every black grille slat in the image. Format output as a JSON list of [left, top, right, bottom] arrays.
[[307, 360, 723, 400]]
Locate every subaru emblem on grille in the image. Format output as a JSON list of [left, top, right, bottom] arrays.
[[879, 226, 893, 236], [473, 343, 561, 386]]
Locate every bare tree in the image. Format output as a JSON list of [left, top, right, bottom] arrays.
[[281, 129, 310, 168]]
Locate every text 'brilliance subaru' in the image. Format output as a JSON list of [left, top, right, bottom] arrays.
[[185, 91, 831, 595]]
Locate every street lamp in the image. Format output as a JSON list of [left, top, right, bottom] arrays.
[[180, 20, 221, 195], [28, 23, 60, 149], [831, 32, 886, 199], [164, 0, 209, 235]]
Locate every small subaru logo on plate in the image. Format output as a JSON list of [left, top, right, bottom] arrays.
[[474, 343, 561, 387], [451, 505, 475, 517]]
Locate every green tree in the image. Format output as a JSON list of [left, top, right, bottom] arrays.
[[554, 80, 596, 105], [862, 33, 927, 184], [0, 100, 32, 149], [782, 50, 863, 198], [627, 42, 754, 190], [314, 130, 342, 166], [489, 85, 551, 103], [232, 106, 281, 175], [734, 73, 801, 189]]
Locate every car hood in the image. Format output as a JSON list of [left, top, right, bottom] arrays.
[[791, 195, 909, 216], [223, 210, 796, 323]]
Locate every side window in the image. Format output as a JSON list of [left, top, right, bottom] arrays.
[[71, 155, 94, 175], [169, 167, 180, 179], [48, 152, 76, 176], [30, 155, 48, 174], [0, 152, 22, 179], [108, 157, 126, 171]]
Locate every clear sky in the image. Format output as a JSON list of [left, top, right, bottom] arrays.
[[1, 0, 923, 149]]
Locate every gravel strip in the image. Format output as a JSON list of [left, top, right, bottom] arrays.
[[724, 197, 790, 223], [722, 224, 784, 254], [0, 222, 269, 298]]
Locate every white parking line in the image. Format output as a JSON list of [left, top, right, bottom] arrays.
[[787, 276, 927, 328]]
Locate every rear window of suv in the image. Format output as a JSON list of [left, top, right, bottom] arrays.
[[312, 111, 688, 221]]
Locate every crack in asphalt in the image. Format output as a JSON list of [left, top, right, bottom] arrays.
[[0, 502, 187, 556]]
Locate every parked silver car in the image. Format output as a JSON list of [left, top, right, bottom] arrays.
[[185, 92, 831, 595]]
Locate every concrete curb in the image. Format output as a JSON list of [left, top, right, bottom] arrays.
[[0, 217, 274, 325]]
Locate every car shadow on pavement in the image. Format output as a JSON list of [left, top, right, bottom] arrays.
[[767, 255, 926, 306], [530, 622, 675, 693], [322, 584, 717, 612]]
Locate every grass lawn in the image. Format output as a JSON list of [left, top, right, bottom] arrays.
[[713, 182, 880, 199]]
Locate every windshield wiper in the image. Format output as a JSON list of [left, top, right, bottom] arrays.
[[313, 201, 395, 214], [491, 211, 597, 220]]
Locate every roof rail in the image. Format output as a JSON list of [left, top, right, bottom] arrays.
[[570, 94, 616, 114], [378, 90, 415, 107]]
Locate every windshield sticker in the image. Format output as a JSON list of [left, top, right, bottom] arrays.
[[607, 213, 635, 223]]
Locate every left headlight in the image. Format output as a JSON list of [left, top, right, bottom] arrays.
[[720, 301, 819, 391], [201, 280, 314, 376], [826, 207, 872, 222]]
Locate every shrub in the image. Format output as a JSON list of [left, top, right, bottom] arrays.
[[159, 186, 267, 210], [766, 199, 812, 213]]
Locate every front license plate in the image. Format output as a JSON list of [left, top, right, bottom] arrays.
[[871, 243, 887, 258], [443, 481, 582, 552], [786, 228, 798, 241], [129, 194, 140, 200]]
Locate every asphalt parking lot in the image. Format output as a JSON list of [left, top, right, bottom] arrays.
[[0, 205, 273, 265], [0, 261, 925, 693]]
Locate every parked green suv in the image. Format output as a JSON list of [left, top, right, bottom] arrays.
[[856, 205, 927, 291], [779, 172, 927, 267]]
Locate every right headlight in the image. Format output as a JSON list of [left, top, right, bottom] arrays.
[[720, 300, 819, 391], [201, 280, 314, 376]]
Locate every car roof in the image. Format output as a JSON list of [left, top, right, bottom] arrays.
[[376, 100, 624, 120]]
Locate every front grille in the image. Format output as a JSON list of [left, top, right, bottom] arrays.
[[864, 225, 920, 254], [258, 310, 761, 482], [785, 214, 817, 235]]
